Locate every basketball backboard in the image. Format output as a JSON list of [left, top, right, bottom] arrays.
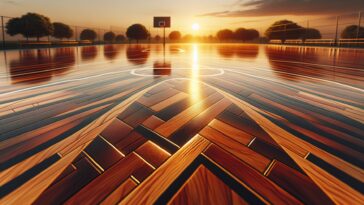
[[154, 17, 171, 28]]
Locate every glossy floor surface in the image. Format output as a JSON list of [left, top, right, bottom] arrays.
[[0, 44, 363, 204]]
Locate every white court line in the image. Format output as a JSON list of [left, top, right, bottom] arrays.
[[0, 66, 224, 97], [223, 68, 364, 93], [1, 61, 362, 99], [130, 67, 224, 77], [0, 61, 149, 78], [2, 53, 361, 78], [270, 59, 364, 71], [0, 69, 136, 97]]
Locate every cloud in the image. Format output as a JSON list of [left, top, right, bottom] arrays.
[[1, 0, 18, 5], [241, 0, 264, 7], [200, 0, 364, 17]]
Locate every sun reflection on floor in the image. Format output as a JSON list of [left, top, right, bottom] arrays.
[[189, 44, 201, 104]]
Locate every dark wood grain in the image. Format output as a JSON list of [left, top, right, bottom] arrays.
[[168, 165, 249, 205], [100, 119, 133, 144], [267, 161, 334, 204], [204, 144, 303, 205], [135, 141, 170, 167], [64, 153, 146, 205], [33, 157, 100, 205], [84, 136, 124, 170]]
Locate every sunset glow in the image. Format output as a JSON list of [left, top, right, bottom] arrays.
[[1, 0, 362, 36], [192, 23, 200, 31]]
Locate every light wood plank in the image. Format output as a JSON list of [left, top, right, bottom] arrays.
[[100, 178, 137, 205], [150, 92, 188, 112], [120, 135, 210, 205], [155, 92, 221, 137], [0, 144, 86, 205]]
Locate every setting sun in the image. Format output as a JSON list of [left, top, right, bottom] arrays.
[[192, 23, 200, 31]]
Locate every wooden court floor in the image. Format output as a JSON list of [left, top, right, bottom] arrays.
[[0, 44, 363, 204]]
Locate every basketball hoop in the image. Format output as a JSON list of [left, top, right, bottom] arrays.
[[154, 17, 171, 47]]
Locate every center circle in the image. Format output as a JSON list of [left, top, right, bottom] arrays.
[[130, 68, 224, 77]]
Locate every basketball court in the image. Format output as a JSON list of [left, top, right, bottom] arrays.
[[0, 43, 363, 204]]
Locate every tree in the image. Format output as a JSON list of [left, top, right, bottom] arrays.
[[234, 28, 259, 41], [80, 29, 97, 41], [246, 29, 259, 41], [115, 35, 126, 42], [234, 28, 248, 41], [265, 20, 303, 43], [182, 34, 193, 42], [302, 28, 321, 40], [155, 35, 161, 42], [6, 13, 53, 41], [6, 17, 23, 36], [341, 25, 364, 39], [104, 31, 116, 42], [169, 31, 181, 41], [52, 22, 73, 40], [217, 29, 234, 41], [126, 24, 149, 43]]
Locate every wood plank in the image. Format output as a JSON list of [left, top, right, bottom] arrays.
[[211, 86, 308, 157], [225, 104, 243, 116], [0, 145, 85, 205], [249, 138, 302, 172], [135, 141, 171, 168], [99, 119, 133, 145], [65, 153, 145, 205], [33, 157, 100, 205], [115, 131, 146, 155], [155, 87, 215, 121], [204, 144, 302, 205], [0, 80, 160, 186], [117, 102, 144, 120], [208, 119, 253, 146], [0, 104, 104, 152], [131, 155, 155, 182], [137, 88, 179, 107], [200, 126, 270, 173], [155, 98, 190, 121], [267, 161, 334, 205], [155, 92, 222, 137], [0, 90, 72, 114], [84, 136, 124, 170], [150, 92, 188, 112], [216, 111, 276, 146], [1, 118, 84, 164], [168, 98, 232, 146], [141, 115, 165, 130], [100, 178, 137, 205], [212, 84, 364, 184], [120, 135, 210, 205], [122, 104, 154, 128], [146, 82, 174, 95], [278, 118, 363, 163], [168, 165, 249, 205], [50, 164, 76, 186], [284, 149, 364, 205]]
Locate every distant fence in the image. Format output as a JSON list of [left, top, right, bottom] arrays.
[[270, 38, 364, 47]]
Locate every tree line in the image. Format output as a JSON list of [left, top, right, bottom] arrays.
[[6, 13, 126, 42], [5, 12, 364, 44]]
